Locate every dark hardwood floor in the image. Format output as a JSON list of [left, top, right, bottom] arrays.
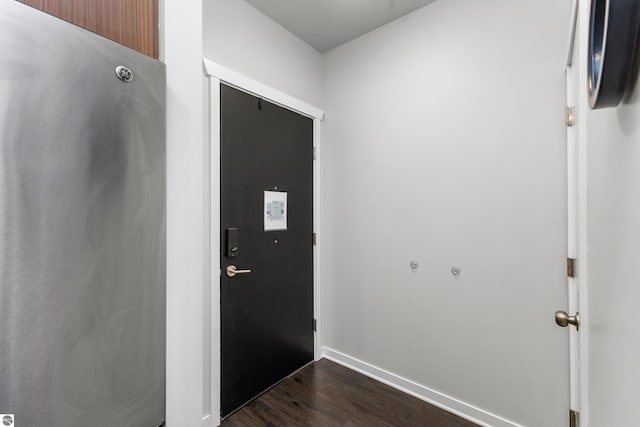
[[222, 359, 479, 427]]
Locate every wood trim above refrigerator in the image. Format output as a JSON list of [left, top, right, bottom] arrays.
[[16, 0, 159, 59]]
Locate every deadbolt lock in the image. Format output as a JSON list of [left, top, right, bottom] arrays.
[[555, 310, 580, 331]]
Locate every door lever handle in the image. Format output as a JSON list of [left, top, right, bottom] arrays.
[[555, 310, 580, 331], [226, 265, 252, 278]]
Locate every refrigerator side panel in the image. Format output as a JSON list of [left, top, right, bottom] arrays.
[[0, 2, 166, 427]]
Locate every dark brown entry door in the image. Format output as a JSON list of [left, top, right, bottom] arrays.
[[220, 84, 314, 417]]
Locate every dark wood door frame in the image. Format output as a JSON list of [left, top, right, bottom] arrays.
[[205, 59, 324, 424]]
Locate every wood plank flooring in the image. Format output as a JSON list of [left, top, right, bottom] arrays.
[[222, 359, 479, 427]]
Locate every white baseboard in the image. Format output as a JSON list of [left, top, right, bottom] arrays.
[[321, 347, 523, 427], [201, 414, 218, 427]]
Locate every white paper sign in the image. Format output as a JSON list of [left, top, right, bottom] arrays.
[[264, 191, 287, 231]]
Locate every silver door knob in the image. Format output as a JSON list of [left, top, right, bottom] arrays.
[[226, 265, 252, 278], [555, 310, 580, 331]]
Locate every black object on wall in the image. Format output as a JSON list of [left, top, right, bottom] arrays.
[[588, 0, 640, 109]]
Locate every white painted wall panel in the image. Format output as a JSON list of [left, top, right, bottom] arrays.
[[163, 0, 205, 425], [587, 42, 640, 427], [202, 0, 324, 108], [323, 1, 569, 425]]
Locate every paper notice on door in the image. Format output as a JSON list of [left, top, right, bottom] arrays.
[[264, 191, 287, 231]]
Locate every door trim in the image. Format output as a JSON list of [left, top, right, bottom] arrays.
[[204, 59, 324, 120], [203, 58, 324, 427], [566, 61, 581, 416], [576, 0, 591, 423], [566, 0, 590, 423]]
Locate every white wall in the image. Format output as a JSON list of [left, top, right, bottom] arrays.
[[163, 0, 205, 426], [322, 1, 569, 426], [585, 31, 640, 427], [202, 0, 324, 108], [165, 0, 640, 425]]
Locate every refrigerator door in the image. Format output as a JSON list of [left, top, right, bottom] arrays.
[[0, 3, 166, 427]]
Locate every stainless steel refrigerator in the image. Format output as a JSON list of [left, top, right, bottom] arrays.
[[0, 2, 166, 426]]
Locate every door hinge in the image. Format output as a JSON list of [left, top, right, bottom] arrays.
[[313, 318, 317, 332], [313, 147, 317, 159], [565, 107, 575, 127], [567, 258, 576, 278], [313, 232, 317, 246], [570, 409, 579, 427]]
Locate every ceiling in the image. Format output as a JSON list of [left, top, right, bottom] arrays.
[[245, 0, 437, 53]]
